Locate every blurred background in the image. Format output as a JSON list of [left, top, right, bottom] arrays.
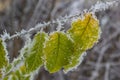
[[0, 0, 120, 80]]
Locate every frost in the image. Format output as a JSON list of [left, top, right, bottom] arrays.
[[29, 66, 40, 80], [1, 31, 10, 41], [56, 19, 64, 31], [0, 1, 117, 42], [90, 1, 118, 12], [1, 38, 9, 61], [12, 59, 24, 72], [0, 0, 118, 79], [64, 52, 87, 73]]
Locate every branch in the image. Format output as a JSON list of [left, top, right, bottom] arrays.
[[1, 0, 119, 41]]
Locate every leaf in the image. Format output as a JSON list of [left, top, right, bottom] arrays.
[[3, 76, 9, 80], [0, 39, 8, 69], [64, 13, 101, 72], [0, 38, 8, 78], [11, 75, 18, 80], [14, 68, 30, 80], [0, 71, 2, 78], [25, 32, 47, 73], [19, 65, 26, 75], [2, 57, 23, 79], [3, 69, 30, 80], [44, 32, 74, 73]]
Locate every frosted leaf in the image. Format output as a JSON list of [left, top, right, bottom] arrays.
[[64, 13, 101, 72], [24, 32, 47, 73], [44, 31, 74, 73]]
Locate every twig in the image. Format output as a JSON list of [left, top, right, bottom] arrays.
[[1, 0, 119, 41], [90, 44, 110, 80], [104, 63, 110, 80]]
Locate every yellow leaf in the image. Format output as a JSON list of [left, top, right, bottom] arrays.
[[64, 13, 101, 72]]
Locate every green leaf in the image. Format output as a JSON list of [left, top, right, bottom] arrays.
[[2, 57, 23, 80], [25, 32, 47, 73], [0, 71, 2, 78], [11, 75, 18, 80], [3, 76, 9, 80], [0, 39, 8, 69], [64, 13, 101, 72], [44, 32, 74, 73], [0, 38, 8, 78], [14, 68, 30, 80], [3, 68, 30, 80]]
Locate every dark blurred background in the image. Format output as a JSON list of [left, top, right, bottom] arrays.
[[0, 0, 120, 80]]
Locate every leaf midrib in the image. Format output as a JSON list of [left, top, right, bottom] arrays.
[[54, 33, 60, 70], [80, 16, 91, 38]]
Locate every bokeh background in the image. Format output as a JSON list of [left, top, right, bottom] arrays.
[[0, 0, 120, 80]]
